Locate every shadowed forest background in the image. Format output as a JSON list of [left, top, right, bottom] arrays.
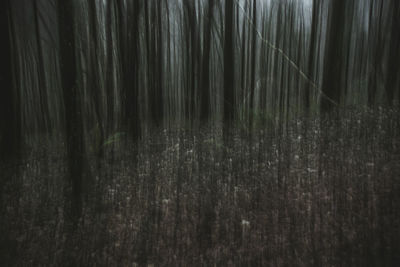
[[0, 0, 400, 265]]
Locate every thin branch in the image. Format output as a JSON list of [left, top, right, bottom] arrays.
[[235, 0, 338, 106]]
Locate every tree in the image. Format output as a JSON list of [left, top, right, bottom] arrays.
[[306, 0, 321, 113], [105, 0, 115, 133], [33, 0, 50, 131], [0, 0, 19, 164], [223, 0, 235, 132], [87, 0, 105, 147], [183, 0, 200, 122], [367, 0, 384, 106], [144, 0, 164, 126], [320, 0, 346, 114], [200, 0, 215, 122], [57, 0, 86, 224], [248, 0, 257, 132], [117, 0, 142, 138], [385, 0, 400, 105]]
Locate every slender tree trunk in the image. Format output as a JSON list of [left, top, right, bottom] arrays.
[[0, 0, 19, 164], [33, 0, 50, 131], [118, 0, 141, 139], [386, 0, 400, 105], [223, 0, 235, 135], [200, 0, 215, 122], [156, 1, 164, 125], [145, 1, 164, 126], [105, 0, 114, 134], [183, 0, 198, 123], [57, 0, 85, 224], [240, 0, 248, 112], [306, 0, 320, 114], [248, 0, 257, 132], [88, 0, 105, 150], [272, 4, 283, 121], [0, 0, 21, 222], [320, 0, 346, 114]]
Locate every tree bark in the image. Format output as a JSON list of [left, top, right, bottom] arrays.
[[320, 0, 346, 114], [200, 0, 215, 122], [0, 0, 20, 164], [57, 0, 85, 224], [386, 0, 400, 105], [223, 0, 235, 133]]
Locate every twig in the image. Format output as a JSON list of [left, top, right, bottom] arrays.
[[235, 0, 338, 106]]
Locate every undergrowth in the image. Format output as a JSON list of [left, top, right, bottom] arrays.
[[1, 108, 400, 266]]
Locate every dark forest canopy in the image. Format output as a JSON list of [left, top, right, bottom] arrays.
[[1, 0, 399, 140]]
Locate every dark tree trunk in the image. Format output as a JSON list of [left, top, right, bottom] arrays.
[[155, 1, 164, 125], [367, 0, 384, 107], [87, 0, 105, 162], [57, 0, 85, 224], [105, 0, 114, 133], [200, 0, 215, 122], [306, 0, 320, 114], [145, 1, 164, 126], [223, 0, 235, 133], [272, 3, 283, 120], [248, 0, 257, 132], [239, 0, 248, 109], [33, 0, 50, 131], [0, 0, 20, 165], [0, 0, 21, 223], [320, 0, 346, 114], [386, 0, 400, 105], [118, 0, 142, 139], [183, 0, 199, 122]]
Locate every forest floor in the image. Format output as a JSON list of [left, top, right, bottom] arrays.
[[1, 107, 400, 266]]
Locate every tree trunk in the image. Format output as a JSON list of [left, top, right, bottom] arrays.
[[386, 0, 400, 105], [223, 0, 235, 133], [320, 0, 346, 114], [118, 0, 142, 139], [0, 0, 20, 164], [248, 0, 257, 132], [57, 0, 85, 224], [200, 0, 215, 122], [306, 0, 320, 114]]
